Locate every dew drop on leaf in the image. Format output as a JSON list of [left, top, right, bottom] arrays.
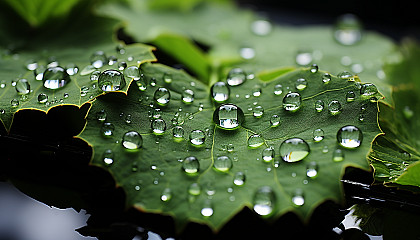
[[315, 100, 324, 112], [154, 87, 171, 106], [337, 125, 363, 148], [161, 188, 172, 202], [273, 84, 283, 95], [213, 156, 233, 172], [247, 134, 264, 148], [295, 78, 307, 91], [253, 105, 264, 118], [279, 138, 310, 162], [90, 51, 107, 68], [313, 128, 324, 142], [189, 130, 205, 146], [328, 100, 342, 115], [360, 83, 378, 97], [262, 147, 275, 162], [37, 93, 48, 103], [98, 69, 126, 92], [182, 89, 194, 103], [162, 72, 173, 84], [182, 156, 200, 174], [213, 104, 244, 130], [346, 91, 356, 102], [43, 66, 71, 89], [122, 131, 143, 150], [270, 114, 280, 127], [283, 92, 302, 112], [226, 68, 246, 86], [101, 122, 114, 137], [96, 109, 107, 122], [151, 119, 166, 135], [253, 186, 275, 216], [201, 199, 214, 217], [124, 66, 140, 80], [322, 73, 331, 84], [334, 14, 362, 46], [291, 189, 305, 207], [310, 64, 319, 73], [306, 161, 318, 178], [65, 63, 79, 76], [10, 99, 19, 108], [103, 149, 114, 166], [332, 148, 344, 162], [337, 71, 353, 80], [172, 126, 184, 140], [188, 183, 201, 196], [211, 82, 230, 103]]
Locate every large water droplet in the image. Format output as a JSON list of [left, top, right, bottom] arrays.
[[151, 119, 166, 135], [337, 125, 363, 148], [213, 104, 244, 130], [182, 156, 200, 174], [248, 134, 264, 148], [189, 130, 205, 146], [90, 51, 107, 68], [101, 122, 114, 137], [262, 147, 275, 162], [182, 89, 194, 103], [295, 78, 307, 91], [15, 79, 30, 94], [306, 161, 318, 178], [226, 68, 246, 86], [283, 92, 302, 112], [154, 87, 171, 106], [233, 171, 246, 186], [122, 131, 143, 149], [279, 138, 310, 162], [211, 82, 230, 103], [43, 66, 71, 89], [291, 189, 305, 207], [103, 149, 114, 166], [98, 69, 126, 92], [213, 156, 233, 172], [313, 128, 324, 142], [360, 83, 378, 97], [328, 100, 342, 115], [253, 186, 275, 216], [334, 14, 363, 46]]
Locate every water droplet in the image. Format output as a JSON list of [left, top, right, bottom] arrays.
[[295, 78, 307, 90], [80, 65, 96, 76], [188, 183, 201, 196], [154, 87, 171, 106], [313, 128, 324, 142], [239, 46, 255, 59], [116, 44, 125, 54], [310, 64, 319, 73], [251, 19, 272, 36], [403, 106, 414, 119], [252, 85, 262, 97], [189, 130, 205, 146], [43, 66, 71, 89], [10, 99, 19, 108], [182, 156, 200, 174], [253, 186, 275, 216], [273, 84, 283, 95], [328, 100, 342, 115], [98, 69, 126, 92], [322, 73, 331, 84], [90, 51, 107, 68], [253, 105, 264, 118], [0, 80, 6, 88], [233, 172, 246, 186], [201, 199, 214, 217], [211, 82, 230, 103], [118, 61, 127, 70], [160, 188, 172, 202], [270, 115, 280, 127], [248, 134, 264, 148], [346, 91, 356, 102], [262, 147, 275, 162], [306, 161, 318, 178], [101, 122, 114, 137], [103, 149, 114, 166], [14, 79, 29, 95], [37, 93, 48, 103], [315, 100, 324, 112], [107, 56, 117, 65], [80, 86, 89, 96], [122, 131, 143, 149], [337, 71, 353, 80], [296, 50, 312, 66], [283, 92, 302, 112], [26, 60, 38, 71], [334, 14, 362, 46], [151, 119, 166, 135], [125, 114, 132, 124], [172, 126, 184, 140], [213, 104, 244, 130], [332, 148, 344, 162], [279, 138, 310, 162], [65, 63, 79, 76], [226, 68, 246, 86], [337, 125, 363, 148], [322, 145, 329, 153], [182, 89, 194, 103], [96, 109, 107, 122], [291, 189, 305, 207], [124, 66, 140, 80], [227, 143, 234, 152], [213, 156, 233, 172], [360, 83, 378, 97]]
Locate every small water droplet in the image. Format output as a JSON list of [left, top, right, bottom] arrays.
[[213, 104, 245, 130], [189, 130, 205, 146], [239, 46, 255, 59], [233, 171, 246, 186], [182, 156, 200, 174], [262, 147, 275, 162], [295, 78, 307, 90], [182, 89, 194, 103], [65, 63, 79, 76], [96, 109, 107, 122], [90, 51, 107, 68], [116, 44, 125, 54], [334, 14, 363, 46], [107, 56, 117, 65], [248, 134, 264, 148], [43, 66, 71, 89], [314, 100, 324, 112], [162, 72, 173, 84], [211, 82, 230, 103], [279, 138, 310, 162], [322, 73, 331, 84], [306, 161, 318, 178], [226, 68, 246, 86], [160, 188, 172, 202], [270, 115, 280, 127], [337, 125, 363, 148], [26, 60, 38, 71], [10, 99, 19, 108], [251, 19, 272, 36], [101, 122, 114, 137], [313, 128, 324, 142], [124, 66, 140, 80], [213, 156, 233, 172], [291, 189, 305, 207], [172, 126, 184, 140], [103, 149, 114, 166], [252, 85, 262, 97], [188, 183, 201, 196], [273, 84, 283, 95], [296, 50, 312, 66], [37, 93, 48, 103], [332, 148, 345, 162], [328, 100, 342, 115], [337, 71, 353, 80], [80, 65, 96, 76], [253, 186, 275, 216], [98, 69, 126, 92], [253, 105, 264, 118], [360, 83, 378, 97], [0, 80, 6, 88], [346, 91, 356, 102], [151, 119, 166, 135], [122, 131, 143, 149], [322, 145, 329, 153], [80, 86, 89, 96], [283, 92, 302, 112], [201, 199, 214, 217], [310, 64, 319, 73], [154, 87, 171, 106]]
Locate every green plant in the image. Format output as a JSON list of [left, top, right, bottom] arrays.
[[1, 0, 419, 239]]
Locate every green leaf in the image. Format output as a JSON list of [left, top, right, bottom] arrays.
[[79, 62, 381, 231], [396, 161, 420, 187]]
